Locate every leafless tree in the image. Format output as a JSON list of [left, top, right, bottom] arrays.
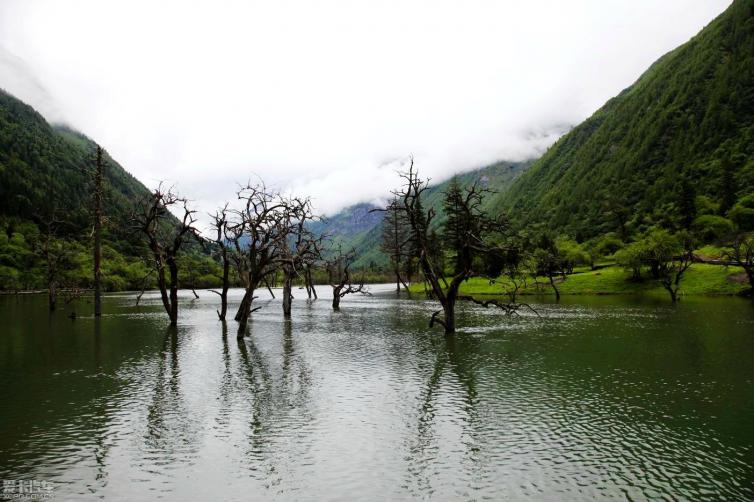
[[132, 184, 201, 325], [326, 246, 369, 310], [277, 197, 322, 318], [209, 203, 233, 320], [302, 263, 318, 299], [390, 157, 507, 333], [376, 198, 412, 295], [232, 183, 287, 334], [35, 217, 71, 311]]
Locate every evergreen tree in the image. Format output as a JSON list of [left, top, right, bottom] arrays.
[[678, 174, 697, 229], [720, 154, 737, 214], [442, 177, 466, 274], [380, 198, 411, 292]]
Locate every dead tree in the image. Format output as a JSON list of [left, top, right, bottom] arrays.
[[35, 218, 71, 311], [303, 263, 318, 299], [133, 184, 200, 325], [391, 157, 505, 333], [209, 204, 232, 320], [92, 146, 104, 317], [277, 197, 322, 318], [376, 198, 412, 295], [233, 183, 287, 335], [326, 246, 369, 310], [726, 233, 754, 295]]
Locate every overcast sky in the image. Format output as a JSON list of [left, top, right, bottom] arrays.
[[0, 0, 731, 222]]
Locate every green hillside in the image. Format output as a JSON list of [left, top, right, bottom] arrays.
[[503, 0, 754, 240], [0, 89, 149, 251], [0, 89, 220, 291]]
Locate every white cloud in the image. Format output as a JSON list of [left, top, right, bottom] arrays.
[[0, 0, 732, 222]]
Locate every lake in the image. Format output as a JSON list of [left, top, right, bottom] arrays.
[[1, 286, 753, 500]]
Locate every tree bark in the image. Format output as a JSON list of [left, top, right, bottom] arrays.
[[217, 249, 229, 320], [168, 260, 179, 325], [282, 270, 293, 318], [549, 274, 560, 301], [443, 297, 455, 334], [236, 279, 259, 335], [48, 282, 57, 311], [235, 287, 252, 321], [305, 267, 318, 299], [332, 287, 341, 310]]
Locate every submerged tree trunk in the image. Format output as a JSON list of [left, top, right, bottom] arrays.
[[265, 279, 276, 299], [217, 250, 229, 320], [332, 287, 342, 310], [168, 261, 179, 325], [236, 290, 253, 336], [282, 270, 293, 318], [235, 287, 252, 321], [442, 297, 456, 334], [236, 279, 260, 336], [48, 282, 57, 311], [305, 267, 318, 299]]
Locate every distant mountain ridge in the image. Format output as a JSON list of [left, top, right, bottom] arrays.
[[317, 160, 533, 268]]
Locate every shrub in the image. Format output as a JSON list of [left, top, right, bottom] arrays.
[[695, 195, 719, 216], [729, 193, 754, 231], [615, 241, 646, 279], [692, 215, 735, 242]]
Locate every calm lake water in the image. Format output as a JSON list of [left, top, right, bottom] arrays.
[[1, 286, 753, 501]]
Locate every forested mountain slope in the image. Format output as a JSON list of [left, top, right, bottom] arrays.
[[323, 160, 531, 269], [502, 0, 754, 240], [0, 89, 150, 255], [0, 89, 220, 290]]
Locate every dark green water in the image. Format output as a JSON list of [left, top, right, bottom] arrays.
[[1, 286, 753, 500]]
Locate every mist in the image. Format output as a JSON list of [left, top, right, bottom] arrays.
[[0, 0, 732, 220]]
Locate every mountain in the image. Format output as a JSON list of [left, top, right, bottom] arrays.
[[0, 89, 221, 291], [309, 202, 384, 246], [502, 0, 754, 240], [0, 89, 151, 254], [319, 160, 532, 269]]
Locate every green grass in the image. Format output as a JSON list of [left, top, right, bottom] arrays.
[[409, 264, 749, 298], [695, 245, 729, 260]]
